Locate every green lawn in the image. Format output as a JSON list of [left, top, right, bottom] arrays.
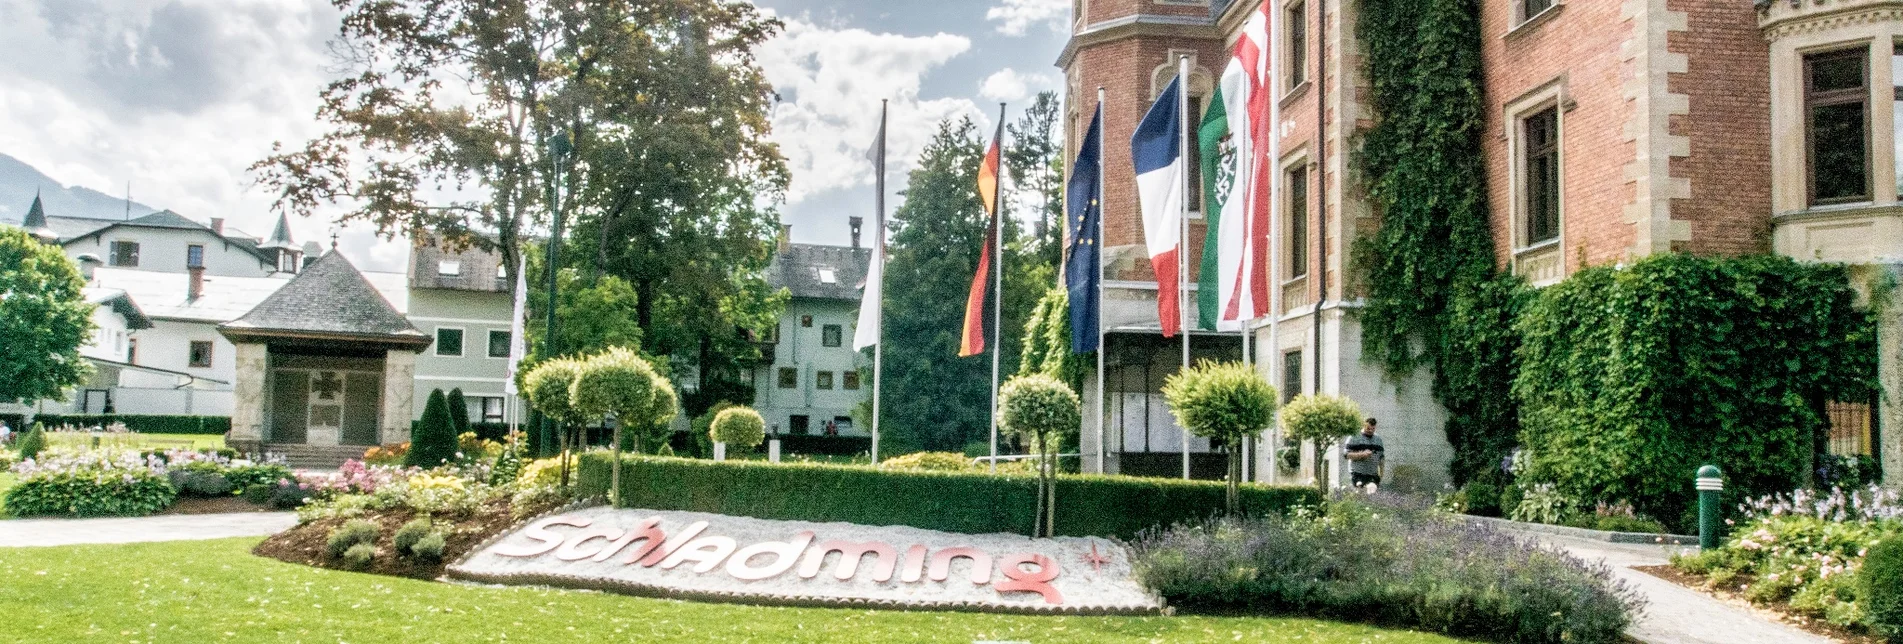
[[0, 538, 1471, 643], [42, 433, 225, 451]]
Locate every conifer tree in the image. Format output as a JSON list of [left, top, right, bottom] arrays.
[[406, 390, 457, 468]]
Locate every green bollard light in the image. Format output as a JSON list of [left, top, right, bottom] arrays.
[[1696, 464, 1724, 550]]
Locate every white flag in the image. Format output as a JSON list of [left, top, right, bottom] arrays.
[[503, 254, 529, 395], [853, 105, 888, 350], [1217, 4, 1272, 328]]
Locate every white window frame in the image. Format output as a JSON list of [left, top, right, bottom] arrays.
[[1504, 79, 1570, 286], [1278, 148, 1312, 286], [437, 260, 462, 276], [435, 326, 466, 357]]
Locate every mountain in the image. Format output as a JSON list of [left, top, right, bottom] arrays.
[[0, 153, 158, 223]]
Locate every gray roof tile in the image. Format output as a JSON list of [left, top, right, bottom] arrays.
[[767, 243, 873, 301], [221, 251, 427, 344]]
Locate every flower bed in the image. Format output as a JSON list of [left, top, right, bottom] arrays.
[[1134, 496, 1642, 644], [3, 445, 294, 517], [1670, 485, 1902, 636]]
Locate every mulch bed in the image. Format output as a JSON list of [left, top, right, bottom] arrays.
[[159, 496, 277, 515], [1633, 564, 1884, 644], [253, 498, 554, 579]]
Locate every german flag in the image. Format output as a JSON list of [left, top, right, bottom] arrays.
[[960, 117, 1005, 357]]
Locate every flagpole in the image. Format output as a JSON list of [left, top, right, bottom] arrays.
[[1177, 55, 1192, 481], [989, 102, 1007, 475], [871, 99, 887, 465], [1264, 4, 1284, 486], [1094, 88, 1108, 476]]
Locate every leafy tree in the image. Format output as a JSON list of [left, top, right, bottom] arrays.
[[1281, 394, 1365, 494], [571, 347, 673, 506], [1163, 361, 1278, 511], [879, 118, 1045, 454], [446, 388, 471, 437], [999, 374, 1080, 536], [525, 262, 645, 359], [708, 406, 766, 453], [1006, 91, 1064, 267], [406, 389, 458, 468], [522, 357, 586, 482], [0, 228, 93, 405]]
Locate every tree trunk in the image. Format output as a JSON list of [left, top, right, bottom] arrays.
[[1227, 444, 1241, 514], [1031, 434, 1046, 537], [1044, 442, 1057, 537], [611, 418, 624, 508], [558, 423, 572, 492]]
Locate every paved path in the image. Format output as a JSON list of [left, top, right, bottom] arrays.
[[1516, 532, 1833, 644], [0, 512, 297, 547]]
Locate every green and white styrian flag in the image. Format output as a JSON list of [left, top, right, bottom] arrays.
[[1197, 86, 1233, 331]]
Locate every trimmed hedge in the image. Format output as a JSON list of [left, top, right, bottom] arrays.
[[773, 434, 871, 456], [29, 414, 231, 435], [577, 453, 1319, 539]]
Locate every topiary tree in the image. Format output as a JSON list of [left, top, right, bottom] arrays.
[[709, 406, 767, 455], [999, 374, 1081, 536], [16, 421, 46, 461], [446, 387, 471, 436], [1864, 536, 1903, 641], [1281, 394, 1364, 494], [638, 370, 679, 454], [522, 358, 586, 487], [405, 389, 457, 468], [691, 402, 737, 459], [571, 347, 667, 507], [1162, 361, 1277, 513]]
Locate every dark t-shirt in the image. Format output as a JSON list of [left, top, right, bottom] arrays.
[[1345, 433, 1385, 476]]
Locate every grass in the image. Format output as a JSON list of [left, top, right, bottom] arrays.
[[42, 433, 225, 451], [0, 538, 1473, 643]]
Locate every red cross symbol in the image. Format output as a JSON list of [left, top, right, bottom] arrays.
[[1082, 541, 1110, 573]]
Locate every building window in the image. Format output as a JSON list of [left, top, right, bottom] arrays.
[[438, 260, 461, 276], [1807, 48, 1871, 205], [1286, 164, 1308, 278], [800, 315, 813, 328], [1520, 0, 1553, 22], [1522, 107, 1561, 245], [1286, 1, 1307, 89], [128, 337, 138, 364], [479, 396, 506, 423], [790, 414, 811, 435], [188, 341, 213, 368], [817, 267, 837, 284], [822, 324, 843, 347], [843, 370, 861, 390], [488, 330, 510, 358], [1187, 95, 1205, 212], [778, 367, 798, 389], [1281, 350, 1302, 404], [436, 328, 464, 356], [186, 244, 204, 268], [110, 241, 140, 267], [817, 371, 834, 390]]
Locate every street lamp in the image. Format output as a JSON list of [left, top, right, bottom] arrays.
[[539, 132, 572, 456]]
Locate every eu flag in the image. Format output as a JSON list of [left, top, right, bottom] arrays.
[[1066, 104, 1104, 353]]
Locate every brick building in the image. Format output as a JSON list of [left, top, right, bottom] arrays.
[[1062, 0, 1903, 487]]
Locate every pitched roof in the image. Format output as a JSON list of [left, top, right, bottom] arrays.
[[260, 212, 296, 251], [220, 252, 429, 347], [767, 242, 873, 301], [83, 287, 153, 330], [21, 193, 55, 240], [91, 268, 291, 322], [49, 209, 273, 262]]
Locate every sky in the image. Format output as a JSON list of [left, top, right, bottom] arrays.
[[0, 0, 1069, 272]]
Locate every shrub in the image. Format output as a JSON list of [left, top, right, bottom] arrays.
[[225, 464, 294, 491], [1000, 374, 1081, 536], [180, 470, 233, 497], [446, 388, 471, 437], [269, 479, 311, 509], [393, 518, 433, 556], [708, 406, 767, 452], [1513, 255, 1875, 530], [689, 402, 736, 459], [16, 422, 45, 460], [882, 451, 973, 471], [241, 483, 273, 505], [5, 468, 175, 517], [326, 519, 381, 559], [488, 448, 523, 486], [1163, 362, 1275, 510], [410, 532, 447, 563], [341, 542, 377, 570], [405, 390, 457, 468], [1462, 479, 1501, 517], [1134, 497, 1640, 643], [1866, 536, 1903, 640], [1280, 394, 1363, 493], [363, 442, 409, 466], [1510, 482, 1572, 525], [578, 453, 1318, 539]]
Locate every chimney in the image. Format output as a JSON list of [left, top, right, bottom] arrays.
[[210, 218, 225, 235], [849, 216, 863, 249], [778, 224, 792, 253], [76, 254, 102, 281], [187, 266, 205, 301]]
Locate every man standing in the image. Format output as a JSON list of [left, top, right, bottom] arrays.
[[1345, 418, 1384, 490]]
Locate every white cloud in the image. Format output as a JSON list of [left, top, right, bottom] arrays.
[[985, 0, 1070, 36], [0, 0, 408, 271], [978, 68, 1056, 105], [759, 15, 984, 205]]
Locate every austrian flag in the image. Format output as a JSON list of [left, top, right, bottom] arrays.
[[1131, 76, 1186, 337]]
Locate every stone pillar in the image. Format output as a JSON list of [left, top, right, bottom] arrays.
[[1079, 368, 1105, 474], [1880, 265, 1903, 491], [380, 350, 416, 445], [229, 342, 268, 453]]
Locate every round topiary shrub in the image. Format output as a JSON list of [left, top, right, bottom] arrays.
[[1863, 536, 1903, 640], [1280, 394, 1364, 493], [326, 519, 380, 559], [709, 406, 767, 452], [1162, 361, 1276, 512], [341, 542, 377, 570]]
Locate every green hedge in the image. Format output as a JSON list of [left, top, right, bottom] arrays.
[[577, 453, 1319, 539], [1513, 254, 1875, 530], [773, 434, 871, 456], [30, 414, 231, 435]]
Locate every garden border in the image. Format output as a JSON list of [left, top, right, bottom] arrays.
[[1466, 515, 1697, 546]]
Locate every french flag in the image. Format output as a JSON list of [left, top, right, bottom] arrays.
[[1132, 76, 1186, 337]]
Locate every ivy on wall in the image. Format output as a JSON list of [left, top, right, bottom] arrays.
[[1018, 288, 1090, 391], [1353, 0, 1521, 484], [1513, 255, 1876, 529]]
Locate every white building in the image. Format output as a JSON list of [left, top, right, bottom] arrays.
[[751, 223, 873, 438]]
